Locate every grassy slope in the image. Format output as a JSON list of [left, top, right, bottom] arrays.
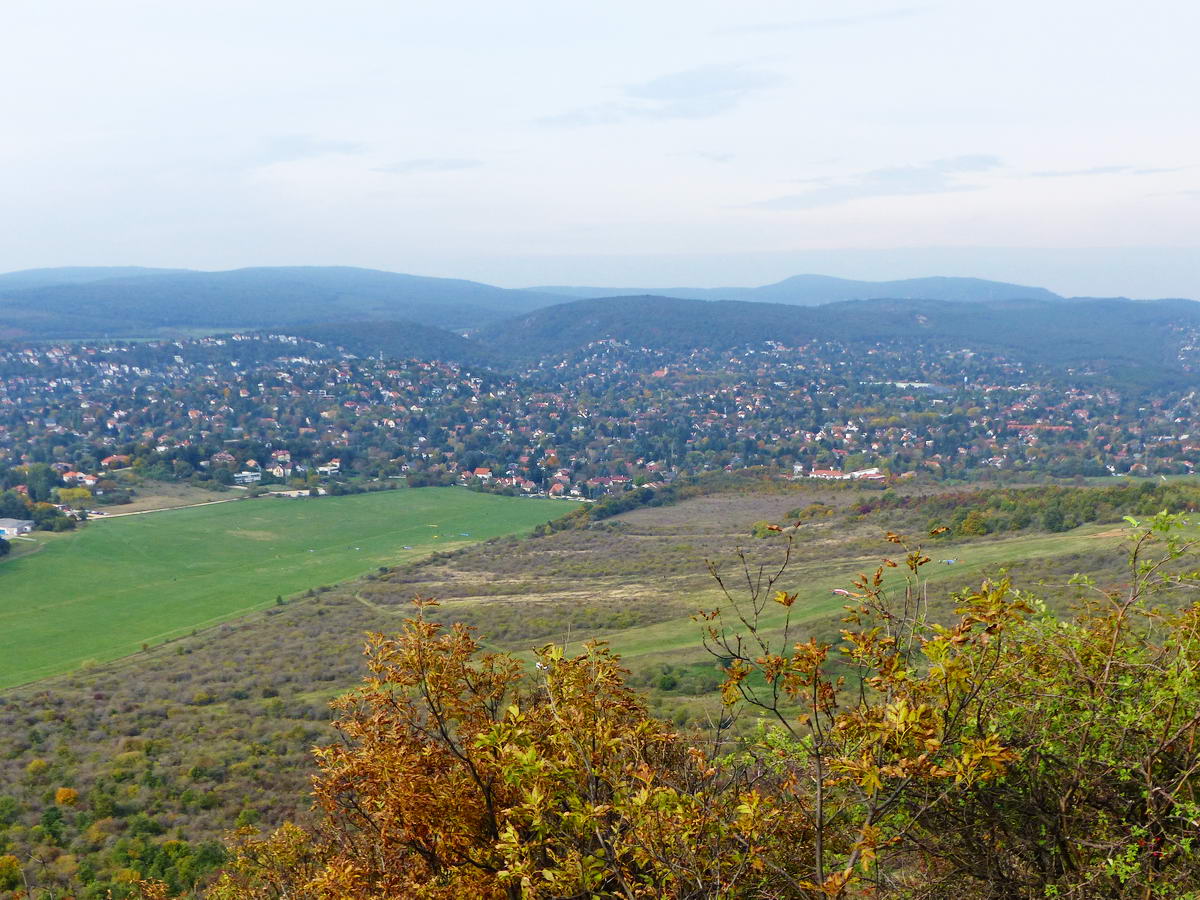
[[560, 526, 1115, 666], [373, 487, 1134, 677], [0, 488, 578, 688]]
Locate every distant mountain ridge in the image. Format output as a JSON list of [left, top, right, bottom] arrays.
[[480, 294, 1200, 389], [527, 274, 1064, 305], [0, 266, 567, 338], [0, 266, 187, 291], [1, 266, 1192, 373]]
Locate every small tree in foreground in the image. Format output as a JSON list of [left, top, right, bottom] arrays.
[[206, 605, 808, 899], [700, 528, 1025, 895]]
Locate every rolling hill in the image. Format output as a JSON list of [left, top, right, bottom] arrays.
[[481, 294, 1200, 385], [0, 266, 568, 338], [528, 274, 1064, 305], [0, 268, 1072, 342], [2, 267, 1196, 390], [281, 319, 495, 366]]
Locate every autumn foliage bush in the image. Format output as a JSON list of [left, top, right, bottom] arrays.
[[174, 514, 1200, 899]]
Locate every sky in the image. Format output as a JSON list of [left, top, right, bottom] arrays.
[[2, 1, 1198, 297]]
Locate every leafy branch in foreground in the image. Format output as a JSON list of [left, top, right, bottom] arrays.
[[700, 527, 1025, 895], [915, 510, 1200, 897]]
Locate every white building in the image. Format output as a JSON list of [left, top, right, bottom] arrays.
[[0, 518, 35, 537]]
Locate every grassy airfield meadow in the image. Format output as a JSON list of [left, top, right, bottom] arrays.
[[355, 488, 1149, 723], [0, 488, 579, 689]]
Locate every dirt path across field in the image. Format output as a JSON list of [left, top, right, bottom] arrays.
[[93, 497, 244, 518]]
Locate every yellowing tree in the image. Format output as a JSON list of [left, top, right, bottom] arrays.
[[57, 486, 92, 507], [54, 787, 79, 807], [208, 603, 808, 899]]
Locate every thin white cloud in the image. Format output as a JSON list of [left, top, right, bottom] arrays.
[[536, 103, 628, 128], [1031, 165, 1132, 178], [625, 64, 780, 101], [257, 135, 365, 165], [538, 63, 783, 127], [717, 6, 932, 35], [1030, 164, 1188, 178], [753, 155, 1001, 210], [374, 158, 483, 174]]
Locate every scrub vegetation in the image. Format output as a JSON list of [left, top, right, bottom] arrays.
[[3, 479, 1198, 896]]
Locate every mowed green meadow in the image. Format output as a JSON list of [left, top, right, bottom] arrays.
[[0, 488, 579, 689]]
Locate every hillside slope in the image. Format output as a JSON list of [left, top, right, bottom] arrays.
[[280, 319, 494, 366], [483, 294, 1200, 383]]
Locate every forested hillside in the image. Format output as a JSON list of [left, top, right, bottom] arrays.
[[280, 320, 495, 366], [484, 294, 1200, 385], [0, 268, 185, 292]]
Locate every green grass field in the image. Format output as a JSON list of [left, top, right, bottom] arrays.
[[0, 488, 579, 689]]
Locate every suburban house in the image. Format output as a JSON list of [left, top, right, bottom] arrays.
[[803, 466, 887, 482], [0, 518, 35, 537], [807, 468, 849, 480], [847, 467, 888, 482]]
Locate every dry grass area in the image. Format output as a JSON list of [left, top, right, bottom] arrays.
[[103, 480, 236, 513], [355, 482, 1092, 666], [362, 485, 873, 646]]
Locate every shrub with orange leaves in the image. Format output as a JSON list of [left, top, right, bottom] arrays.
[[205, 599, 814, 899], [54, 787, 79, 807]]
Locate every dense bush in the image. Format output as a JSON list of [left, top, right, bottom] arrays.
[[850, 481, 1200, 538]]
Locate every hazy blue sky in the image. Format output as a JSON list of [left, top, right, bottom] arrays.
[[3, 1, 1198, 296]]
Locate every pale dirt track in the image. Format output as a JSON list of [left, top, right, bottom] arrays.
[[91, 497, 243, 519]]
